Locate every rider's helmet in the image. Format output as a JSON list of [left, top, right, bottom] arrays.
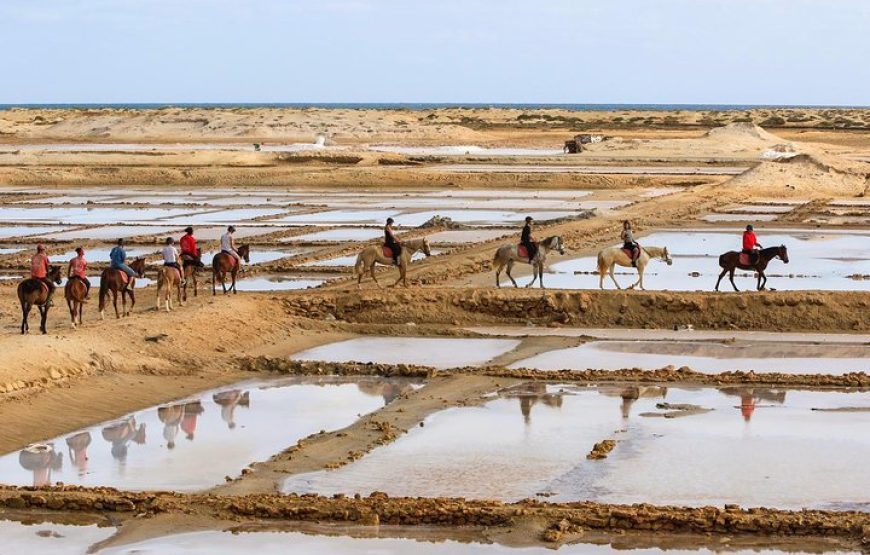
[[227, 226, 236, 233], [117, 238, 125, 245], [746, 224, 754, 231], [165, 237, 175, 245], [386, 217, 395, 225], [525, 216, 533, 223], [184, 226, 194, 234]]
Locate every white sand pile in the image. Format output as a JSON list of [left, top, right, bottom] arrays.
[[704, 122, 785, 144], [727, 152, 867, 198]]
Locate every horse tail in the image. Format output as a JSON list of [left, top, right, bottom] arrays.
[[353, 253, 365, 277], [98, 276, 109, 312], [597, 251, 607, 273]]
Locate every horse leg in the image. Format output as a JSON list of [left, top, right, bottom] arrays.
[[231, 268, 237, 294], [156, 276, 163, 310], [68, 298, 76, 328], [21, 303, 30, 334], [370, 263, 382, 289], [758, 271, 766, 291], [128, 288, 135, 315], [538, 262, 545, 289], [192, 272, 197, 297], [113, 291, 120, 319], [729, 269, 739, 292], [715, 268, 727, 291], [505, 260, 518, 288], [609, 265, 621, 289], [212, 269, 217, 296], [495, 261, 503, 288], [77, 301, 83, 326], [39, 305, 48, 334]]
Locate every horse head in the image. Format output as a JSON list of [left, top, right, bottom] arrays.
[[238, 244, 251, 264], [130, 257, 146, 278], [545, 236, 565, 255], [422, 238, 432, 257], [778, 245, 789, 264], [662, 247, 673, 266], [47, 265, 63, 285]]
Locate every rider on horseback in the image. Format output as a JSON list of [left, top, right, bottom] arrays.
[[110, 239, 137, 284], [179, 227, 204, 268], [30, 244, 55, 307], [621, 220, 640, 267], [742, 224, 762, 264], [521, 216, 537, 262], [67, 246, 91, 300], [384, 217, 401, 266], [220, 226, 241, 267], [162, 237, 185, 285]]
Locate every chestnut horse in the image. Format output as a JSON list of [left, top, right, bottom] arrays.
[[18, 265, 63, 334], [182, 260, 200, 301], [156, 265, 184, 312], [715, 245, 789, 292], [64, 277, 88, 328], [212, 244, 250, 295], [99, 258, 146, 319]]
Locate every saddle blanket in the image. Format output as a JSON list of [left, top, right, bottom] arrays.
[[382, 245, 394, 259], [739, 253, 754, 266]]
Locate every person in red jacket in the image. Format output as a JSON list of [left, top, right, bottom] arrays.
[[742, 224, 762, 264], [179, 227, 204, 268]]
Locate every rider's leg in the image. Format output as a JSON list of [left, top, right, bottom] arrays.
[[82, 277, 92, 298], [42, 278, 56, 307]]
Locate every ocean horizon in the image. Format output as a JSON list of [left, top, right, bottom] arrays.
[[1, 103, 867, 112]]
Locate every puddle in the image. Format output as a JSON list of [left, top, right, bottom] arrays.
[[509, 340, 870, 374], [0, 225, 77, 239], [291, 337, 521, 369], [424, 229, 513, 245], [284, 384, 870, 511], [269, 210, 398, 225], [200, 248, 306, 266], [55, 247, 157, 261], [725, 205, 796, 214], [0, 246, 25, 255], [369, 144, 566, 156], [537, 230, 870, 291], [233, 274, 330, 291], [0, 520, 114, 555], [395, 210, 576, 227], [185, 226, 287, 241], [0, 207, 204, 225], [17, 195, 118, 204], [40, 225, 182, 241], [159, 208, 295, 225], [702, 214, 780, 222], [0, 377, 417, 491], [282, 228, 385, 243]]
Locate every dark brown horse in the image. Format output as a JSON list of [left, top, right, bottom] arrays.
[[212, 244, 250, 295], [715, 245, 789, 292], [65, 277, 88, 328], [18, 265, 63, 334], [99, 258, 146, 319]]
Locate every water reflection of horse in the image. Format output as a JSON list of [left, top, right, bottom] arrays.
[[596, 245, 672, 290], [19, 443, 63, 487], [101, 417, 146, 462], [213, 390, 250, 429], [353, 237, 431, 288], [355, 380, 415, 405], [715, 245, 789, 292], [158, 404, 185, 449], [65, 431, 92, 476], [493, 236, 565, 289]]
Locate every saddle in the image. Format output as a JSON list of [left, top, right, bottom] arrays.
[[517, 242, 538, 260], [739, 251, 757, 266], [382, 245, 394, 259], [118, 271, 130, 285]]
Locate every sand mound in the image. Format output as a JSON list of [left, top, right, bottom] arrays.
[[727, 153, 866, 197], [705, 122, 785, 144]]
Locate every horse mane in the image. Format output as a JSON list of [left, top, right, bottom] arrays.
[[760, 246, 782, 255], [541, 235, 559, 247]]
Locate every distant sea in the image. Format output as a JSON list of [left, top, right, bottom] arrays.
[[0, 103, 865, 112]]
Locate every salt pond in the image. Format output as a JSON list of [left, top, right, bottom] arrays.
[[284, 384, 870, 511], [0, 377, 416, 491]]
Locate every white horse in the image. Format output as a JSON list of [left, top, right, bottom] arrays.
[[597, 244, 672, 290], [493, 235, 565, 289], [353, 237, 431, 288]]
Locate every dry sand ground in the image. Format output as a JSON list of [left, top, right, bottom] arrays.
[[0, 109, 869, 549]]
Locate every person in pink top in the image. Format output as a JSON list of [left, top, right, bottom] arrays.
[[67, 246, 91, 299], [30, 244, 55, 306]]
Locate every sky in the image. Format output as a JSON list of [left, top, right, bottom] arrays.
[[1, 0, 868, 105]]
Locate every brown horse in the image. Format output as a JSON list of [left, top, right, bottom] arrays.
[[18, 265, 62, 334], [182, 260, 200, 301], [715, 245, 789, 292], [99, 258, 146, 319], [212, 244, 250, 295], [64, 277, 88, 328], [156, 265, 184, 312]]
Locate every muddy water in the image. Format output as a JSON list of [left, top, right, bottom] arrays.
[[509, 340, 870, 374], [0, 377, 416, 491], [40, 225, 182, 241], [200, 248, 307, 266], [291, 337, 521, 369], [0, 520, 114, 555], [537, 230, 870, 291], [0, 207, 204, 225], [702, 214, 780, 222], [0, 225, 77, 239], [284, 385, 870, 510], [159, 208, 294, 225]]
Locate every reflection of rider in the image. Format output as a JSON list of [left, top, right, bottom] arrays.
[[384, 218, 402, 265], [742, 224, 762, 264], [65, 431, 92, 476], [181, 401, 204, 440], [110, 238, 137, 280], [67, 246, 91, 299], [102, 417, 146, 463], [19, 443, 63, 487], [520, 216, 537, 262], [621, 220, 640, 267], [180, 227, 204, 268], [213, 390, 250, 429], [30, 244, 56, 307], [158, 404, 184, 449]]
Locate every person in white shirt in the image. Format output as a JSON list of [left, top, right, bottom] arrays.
[[220, 226, 241, 266], [162, 237, 184, 284]]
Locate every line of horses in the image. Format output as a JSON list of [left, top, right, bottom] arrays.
[[17, 244, 251, 334], [15, 234, 790, 335]]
